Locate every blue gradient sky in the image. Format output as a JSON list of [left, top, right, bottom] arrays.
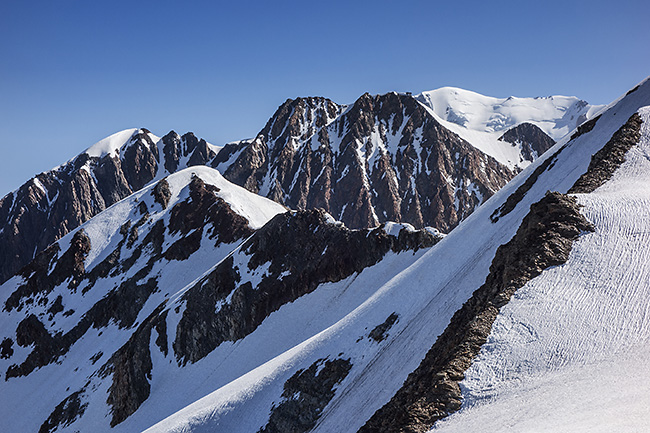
[[1, 0, 649, 196]]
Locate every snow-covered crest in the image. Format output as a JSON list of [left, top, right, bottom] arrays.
[[0, 127, 221, 284], [0, 166, 286, 433]]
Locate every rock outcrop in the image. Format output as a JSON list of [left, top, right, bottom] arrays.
[[498, 122, 555, 163], [173, 209, 441, 365], [569, 113, 643, 193], [259, 358, 353, 433]]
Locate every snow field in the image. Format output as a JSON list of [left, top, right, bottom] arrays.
[[417, 87, 604, 170], [432, 106, 650, 433]]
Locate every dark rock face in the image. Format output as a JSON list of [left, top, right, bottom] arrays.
[[0, 338, 13, 359], [38, 390, 88, 433], [498, 122, 555, 163], [214, 93, 514, 232], [368, 313, 399, 343], [162, 131, 218, 174], [0, 128, 218, 285], [259, 358, 353, 433], [0, 167, 105, 285], [152, 178, 172, 209], [173, 209, 441, 366], [7, 314, 58, 379], [121, 130, 159, 192], [570, 114, 601, 140], [359, 192, 595, 433], [106, 305, 168, 427], [569, 113, 643, 193]]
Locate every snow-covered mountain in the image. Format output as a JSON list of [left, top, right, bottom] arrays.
[[0, 164, 440, 432], [1, 86, 583, 287], [0, 129, 219, 284], [211, 89, 601, 233], [417, 87, 604, 169], [1, 78, 645, 433], [212, 92, 515, 232]]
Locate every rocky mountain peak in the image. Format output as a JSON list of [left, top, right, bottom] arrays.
[[213, 91, 515, 232], [261, 96, 342, 150]]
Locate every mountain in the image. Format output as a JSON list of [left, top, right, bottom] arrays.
[[417, 86, 604, 168], [211, 89, 600, 233], [0, 164, 439, 432], [1, 79, 636, 433], [1, 87, 587, 286], [0, 128, 219, 284], [131, 79, 646, 432]]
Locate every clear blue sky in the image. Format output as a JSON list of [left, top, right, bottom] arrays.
[[1, 0, 649, 196]]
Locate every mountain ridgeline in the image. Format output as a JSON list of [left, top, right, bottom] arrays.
[[0, 90, 568, 285], [0, 130, 217, 284]]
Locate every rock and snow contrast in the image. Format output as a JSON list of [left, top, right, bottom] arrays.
[[212, 89, 597, 233], [0, 87, 580, 288], [211, 93, 514, 232], [1, 86, 578, 287], [1, 78, 649, 433]]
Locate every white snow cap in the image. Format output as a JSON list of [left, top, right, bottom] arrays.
[[415, 87, 605, 170], [83, 128, 140, 158], [417, 87, 603, 140]]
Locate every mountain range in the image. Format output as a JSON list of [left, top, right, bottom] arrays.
[[2, 80, 648, 433]]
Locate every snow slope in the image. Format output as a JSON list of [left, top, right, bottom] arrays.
[[417, 87, 604, 169], [83, 128, 145, 158], [0, 166, 286, 433], [432, 105, 650, 433], [145, 78, 650, 433]]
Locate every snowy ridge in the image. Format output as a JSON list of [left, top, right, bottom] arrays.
[[434, 104, 650, 433], [143, 78, 650, 432], [417, 86, 603, 140], [83, 128, 143, 158], [0, 166, 286, 433], [0, 127, 221, 284]]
